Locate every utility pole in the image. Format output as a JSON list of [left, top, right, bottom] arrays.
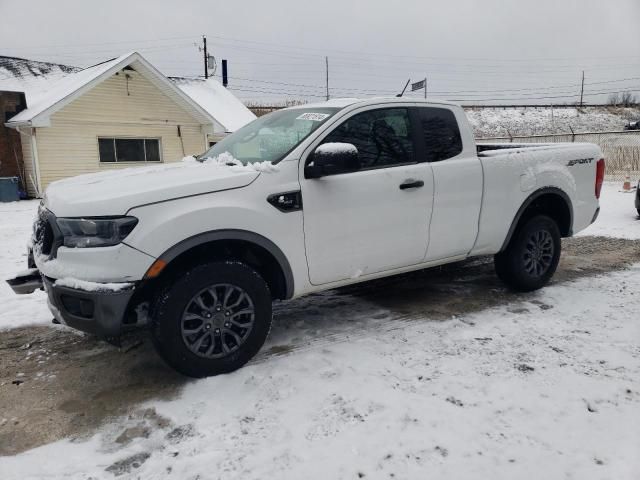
[[325, 56, 329, 100], [579, 70, 584, 107], [424, 77, 427, 99], [203, 35, 208, 79]]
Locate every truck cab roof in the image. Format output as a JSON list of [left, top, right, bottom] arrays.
[[292, 97, 462, 111]]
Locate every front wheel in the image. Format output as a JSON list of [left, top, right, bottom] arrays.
[[494, 215, 561, 292], [150, 261, 272, 377]]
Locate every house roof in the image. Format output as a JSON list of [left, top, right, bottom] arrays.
[[170, 77, 256, 132], [0, 56, 79, 104], [5, 52, 218, 128]]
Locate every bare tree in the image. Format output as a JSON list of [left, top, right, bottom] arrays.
[[620, 91, 637, 107], [609, 91, 638, 107]]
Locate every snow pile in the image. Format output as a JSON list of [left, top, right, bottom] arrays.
[[245, 161, 280, 173], [170, 77, 256, 132], [198, 151, 240, 166], [54, 278, 133, 293], [466, 106, 640, 137], [197, 151, 279, 173]]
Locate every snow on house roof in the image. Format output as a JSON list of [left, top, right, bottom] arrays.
[[5, 52, 216, 128], [0, 56, 79, 104], [170, 77, 256, 132]]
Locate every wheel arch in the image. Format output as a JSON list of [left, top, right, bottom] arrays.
[[153, 230, 294, 300], [500, 187, 573, 252]]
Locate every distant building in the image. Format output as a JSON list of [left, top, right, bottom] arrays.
[[1, 52, 255, 197]]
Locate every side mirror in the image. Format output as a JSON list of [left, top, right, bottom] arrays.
[[305, 143, 360, 179]]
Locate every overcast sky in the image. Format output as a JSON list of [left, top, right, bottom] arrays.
[[1, 0, 639, 105]]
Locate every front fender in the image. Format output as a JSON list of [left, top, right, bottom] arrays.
[[153, 229, 295, 299]]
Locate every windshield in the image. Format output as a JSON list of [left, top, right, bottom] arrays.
[[200, 107, 340, 165]]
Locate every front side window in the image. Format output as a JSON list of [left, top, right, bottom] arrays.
[[319, 108, 414, 170], [417, 107, 462, 162], [200, 107, 340, 165], [98, 138, 161, 163]]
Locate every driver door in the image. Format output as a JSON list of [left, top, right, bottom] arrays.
[[300, 107, 435, 285]]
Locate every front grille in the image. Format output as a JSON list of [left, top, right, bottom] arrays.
[[33, 208, 62, 259], [36, 218, 54, 255]]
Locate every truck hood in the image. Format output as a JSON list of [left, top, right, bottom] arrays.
[[44, 161, 260, 217]]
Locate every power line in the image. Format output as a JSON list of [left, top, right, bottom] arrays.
[[200, 32, 640, 64], [225, 74, 640, 97], [227, 81, 640, 102], [7, 30, 637, 65]]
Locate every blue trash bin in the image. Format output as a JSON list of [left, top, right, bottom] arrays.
[[0, 177, 20, 202]]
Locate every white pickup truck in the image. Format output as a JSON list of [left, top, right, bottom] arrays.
[[8, 98, 605, 377]]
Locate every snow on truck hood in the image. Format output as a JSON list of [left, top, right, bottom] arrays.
[[44, 156, 276, 217]]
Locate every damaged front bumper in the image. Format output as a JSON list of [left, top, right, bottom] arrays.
[[6, 269, 43, 294], [7, 269, 137, 339]]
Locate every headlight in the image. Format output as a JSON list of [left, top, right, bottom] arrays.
[[56, 217, 138, 248]]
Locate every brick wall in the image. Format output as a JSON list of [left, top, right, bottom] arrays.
[[0, 92, 26, 191]]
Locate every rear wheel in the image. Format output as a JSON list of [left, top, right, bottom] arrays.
[[494, 215, 561, 292], [150, 261, 272, 377]]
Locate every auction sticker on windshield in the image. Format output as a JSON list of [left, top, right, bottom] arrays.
[[296, 112, 331, 121]]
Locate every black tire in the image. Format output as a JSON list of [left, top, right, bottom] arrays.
[[494, 215, 561, 292], [150, 261, 272, 378]]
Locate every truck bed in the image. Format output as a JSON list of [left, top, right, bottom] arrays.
[[477, 142, 585, 156]]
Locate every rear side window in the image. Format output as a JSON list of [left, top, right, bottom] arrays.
[[417, 107, 462, 162]]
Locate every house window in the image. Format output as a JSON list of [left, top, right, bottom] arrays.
[[98, 138, 161, 163]]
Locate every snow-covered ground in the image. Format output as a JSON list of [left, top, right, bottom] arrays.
[[0, 200, 50, 331], [466, 106, 640, 137], [578, 183, 640, 239], [3, 263, 640, 479], [0, 183, 638, 479]]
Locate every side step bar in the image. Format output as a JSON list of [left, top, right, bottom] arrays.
[[6, 269, 44, 295]]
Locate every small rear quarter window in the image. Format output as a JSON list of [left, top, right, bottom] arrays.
[[417, 107, 463, 162]]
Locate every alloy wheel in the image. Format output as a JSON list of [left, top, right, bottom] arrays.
[[180, 283, 255, 358]]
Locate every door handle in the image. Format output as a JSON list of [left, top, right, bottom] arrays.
[[399, 179, 424, 190]]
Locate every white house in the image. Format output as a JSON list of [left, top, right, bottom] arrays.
[[2, 52, 255, 197]]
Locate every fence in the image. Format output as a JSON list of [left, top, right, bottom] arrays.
[[476, 130, 640, 182]]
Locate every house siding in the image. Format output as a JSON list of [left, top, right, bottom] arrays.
[[32, 70, 207, 194]]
